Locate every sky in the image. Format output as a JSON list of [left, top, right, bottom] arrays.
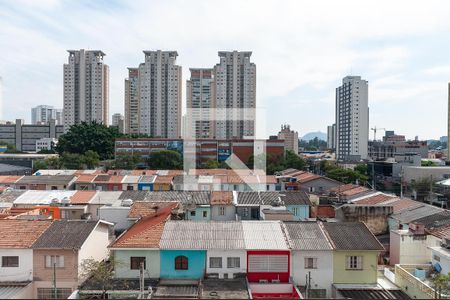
[[0, 0, 450, 140]]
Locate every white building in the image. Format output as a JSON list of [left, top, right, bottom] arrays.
[[31, 105, 63, 125], [186, 68, 215, 138], [284, 222, 334, 298], [327, 124, 336, 150], [214, 51, 256, 139], [63, 49, 109, 130], [335, 76, 369, 161], [35, 138, 58, 152], [278, 124, 299, 154], [137, 50, 182, 138]]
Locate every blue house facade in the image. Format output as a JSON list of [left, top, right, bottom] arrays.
[[286, 204, 310, 220], [138, 175, 155, 191], [160, 250, 206, 279], [186, 206, 211, 221]]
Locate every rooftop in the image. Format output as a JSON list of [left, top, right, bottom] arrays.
[[160, 221, 245, 250], [128, 201, 178, 219], [32, 220, 104, 249], [242, 221, 288, 250], [323, 222, 384, 251], [70, 190, 97, 205], [279, 191, 311, 206], [210, 191, 233, 205], [283, 221, 333, 250], [0, 219, 51, 248], [13, 190, 77, 205], [16, 175, 75, 185]]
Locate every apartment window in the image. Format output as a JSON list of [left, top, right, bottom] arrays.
[[304, 257, 317, 269], [203, 211, 208, 218], [130, 257, 146, 270], [210, 257, 222, 268], [2, 256, 19, 267], [175, 256, 188, 270], [227, 257, 240, 268], [219, 206, 225, 215], [45, 255, 64, 268], [190, 211, 196, 217], [346, 256, 363, 270]]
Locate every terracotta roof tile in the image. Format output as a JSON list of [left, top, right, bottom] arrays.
[[154, 176, 174, 184], [111, 203, 177, 248], [0, 219, 51, 248], [210, 191, 233, 205], [128, 201, 178, 219], [341, 186, 370, 197], [109, 176, 124, 183], [0, 176, 23, 184], [93, 175, 111, 183], [131, 170, 157, 176], [70, 191, 97, 205], [384, 198, 422, 213], [354, 194, 396, 205], [75, 174, 96, 183], [295, 172, 321, 183]]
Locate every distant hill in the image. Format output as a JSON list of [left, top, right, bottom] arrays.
[[301, 131, 327, 141]]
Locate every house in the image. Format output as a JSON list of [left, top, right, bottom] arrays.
[[242, 221, 301, 299], [322, 222, 384, 289], [235, 192, 264, 220], [12, 190, 77, 208], [15, 175, 76, 190], [283, 221, 334, 298], [121, 175, 140, 191], [137, 175, 156, 191], [172, 175, 221, 191], [0, 175, 23, 189], [390, 223, 432, 265], [279, 191, 311, 220], [153, 176, 173, 191], [87, 191, 122, 220], [210, 191, 236, 221], [159, 221, 246, 280], [0, 219, 51, 282], [32, 220, 112, 299], [73, 174, 97, 190], [109, 203, 177, 280]]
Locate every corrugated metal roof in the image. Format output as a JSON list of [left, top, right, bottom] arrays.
[[16, 175, 76, 185], [0, 285, 31, 299], [322, 222, 384, 251], [139, 175, 156, 183], [242, 221, 288, 250], [119, 191, 149, 201], [236, 192, 280, 205], [89, 191, 123, 205], [122, 175, 141, 184], [391, 204, 443, 224], [13, 190, 77, 205], [160, 221, 245, 250], [145, 191, 210, 204], [283, 222, 332, 250]]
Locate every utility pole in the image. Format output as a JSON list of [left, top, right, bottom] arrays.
[[139, 261, 144, 299], [53, 262, 57, 300]]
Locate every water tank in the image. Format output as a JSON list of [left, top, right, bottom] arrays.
[[121, 199, 133, 207]]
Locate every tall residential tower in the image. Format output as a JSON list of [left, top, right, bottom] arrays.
[[31, 105, 62, 125], [186, 68, 215, 138], [214, 51, 256, 139], [124, 68, 140, 134], [335, 76, 369, 161], [63, 49, 109, 130]]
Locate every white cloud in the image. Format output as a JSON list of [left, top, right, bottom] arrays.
[[0, 0, 450, 139]]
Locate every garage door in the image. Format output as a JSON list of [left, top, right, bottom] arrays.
[[248, 255, 288, 272]]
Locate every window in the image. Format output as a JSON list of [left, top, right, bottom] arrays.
[[203, 211, 208, 218], [243, 207, 249, 217], [433, 254, 441, 262], [130, 257, 146, 270], [219, 206, 225, 216], [304, 257, 317, 269], [292, 207, 299, 216], [308, 289, 327, 298], [346, 256, 363, 270], [45, 255, 64, 268], [175, 256, 188, 270], [210, 257, 222, 268], [190, 211, 196, 217], [37, 288, 72, 300], [2, 256, 18, 267], [227, 257, 240, 268]]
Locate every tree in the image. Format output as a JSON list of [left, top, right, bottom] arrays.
[[422, 160, 437, 167], [56, 122, 121, 160], [83, 150, 100, 169], [33, 160, 48, 172], [205, 159, 220, 169], [411, 177, 432, 201], [354, 163, 368, 176], [60, 152, 85, 169], [112, 153, 144, 170], [326, 167, 368, 185], [284, 150, 306, 170], [248, 151, 307, 175], [431, 272, 450, 298], [147, 150, 182, 170], [80, 257, 123, 299]]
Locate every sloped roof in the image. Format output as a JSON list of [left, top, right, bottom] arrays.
[[322, 222, 384, 251], [154, 176, 174, 184], [160, 221, 245, 250], [353, 193, 396, 205], [414, 210, 450, 230], [242, 221, 288, 250], [14, 190, 77, 205], [0, 190, 26, 203], [0, 175, 24, 184], [16, 175, 75, 185], [128, 201, 178, 219], [337, 289, 410, 300], [138, 175, 156, 183], [122, 175, 141, 184], [279, 191, 311, 206], [75, 174, 96, 183], [70, 190, 97, 205], [210, 191, 233, 205], [111, 204, 177, 249], [119, 190, 149, 201], [391, 205, 443, 224], [145, 191, 210, 205], [32, 220, 103, 249], [236, 191, 280, 205], [283, 221, 332, 250], [0, 219, 51, 248]]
